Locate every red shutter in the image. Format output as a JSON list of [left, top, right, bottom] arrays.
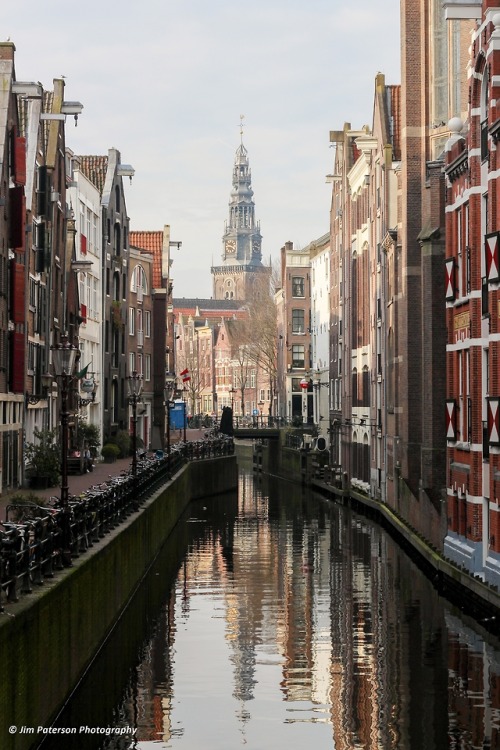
[[81, 234, 87, 254], [10, 261, 25, 324], [14, 136, 26, 186], [9, 186, 25, 250], [10, 331, 25, 393], [80, 303, 87, 323]]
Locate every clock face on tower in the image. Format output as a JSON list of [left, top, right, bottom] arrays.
[[225, 240, 236, 255], [252, 241, 260, 254]]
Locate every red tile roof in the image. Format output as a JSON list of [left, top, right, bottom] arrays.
[[130, 231, 164, 288], [78, 155, 109, 194]]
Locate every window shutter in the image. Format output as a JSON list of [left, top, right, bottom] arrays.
[[10, 261, 25, 324], [10, 331, 25, 393], [445, 258, 455, 301], [9, 186, 25, 250], [446, 399, 457, 441], [485, 232, 500, 283], [487, 397, 500, 446], [14, 136, 26, 186]]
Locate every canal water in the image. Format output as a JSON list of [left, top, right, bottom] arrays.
[[37, 454, 500, 750]]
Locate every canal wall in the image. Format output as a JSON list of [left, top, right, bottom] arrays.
[[0, 455, 238, 750], [254, 434, 500, 630]]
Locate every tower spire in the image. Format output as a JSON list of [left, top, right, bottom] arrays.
[[239, 114, 245, 144]]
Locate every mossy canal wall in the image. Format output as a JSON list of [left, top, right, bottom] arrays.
[[0, 455, 238, 750]]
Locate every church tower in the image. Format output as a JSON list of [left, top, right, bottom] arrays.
[[212, 121, 268, 300]]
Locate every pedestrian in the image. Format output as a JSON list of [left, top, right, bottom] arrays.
[[83, 443, 93, 473]]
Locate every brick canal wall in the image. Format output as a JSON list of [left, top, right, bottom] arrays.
[[0, 455, 238, 750]]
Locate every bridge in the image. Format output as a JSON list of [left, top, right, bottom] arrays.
[[232, 416, 311, 441]]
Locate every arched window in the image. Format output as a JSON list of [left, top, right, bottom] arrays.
[[362, 366, 370, 408], [131, 265, 148, 297], [480, 62, 489, 162], [113, 272, 120, 302], [114, 222, 121, 257], [352, 367, 358, 407]]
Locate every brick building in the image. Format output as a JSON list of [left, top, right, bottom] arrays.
[[444, 1, 500, 584], [275, 240, 313, 423]]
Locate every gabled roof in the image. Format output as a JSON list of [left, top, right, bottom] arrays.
[[130, 231, 163, 288], [78, 155, 109, 194]]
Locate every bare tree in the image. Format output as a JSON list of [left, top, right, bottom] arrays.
[[245, 271, 278, 416], [176, 324, 203, 416]]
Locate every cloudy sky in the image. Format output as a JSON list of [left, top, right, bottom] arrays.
[[4, 0, 400, 298]]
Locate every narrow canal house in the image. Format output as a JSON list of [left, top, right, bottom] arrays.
[[444, 1, 500, 584], [0, 42, 25, 488], [328, 79, 399, 510], [3, 42, 84, 485], [78, 151, 134, 442], [130, 227, 179, 451]]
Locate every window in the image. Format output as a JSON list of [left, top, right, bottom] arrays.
[[131, 265, 148, 297], [129, 308, 135, 335], [144, 310, 151, 337], [292, 309, 305, 334], [292, 344, 305, 368], [292, 276, 305, 297], [129, 351, 135, 373]]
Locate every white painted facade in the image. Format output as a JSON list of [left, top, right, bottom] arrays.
[[310, 234, 330, 439], [67, 152, 104, 448]]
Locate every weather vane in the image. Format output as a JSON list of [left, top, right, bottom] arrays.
[[239, 114, 245, 142]]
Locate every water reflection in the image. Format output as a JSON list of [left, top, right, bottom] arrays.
[[39, 464, 500, 750]]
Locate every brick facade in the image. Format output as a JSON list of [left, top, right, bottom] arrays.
[[445, 6, 500, 584]]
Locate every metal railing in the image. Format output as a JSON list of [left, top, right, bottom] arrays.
[[0, 437, 234, 610], [233, 416, 301, 429]]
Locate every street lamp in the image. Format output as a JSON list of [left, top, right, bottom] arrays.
[[229, 387, 236, 412], [164, 372, 176, 473], [258, 400, 264, 426], [127, 371, 143, 482], [52, 334, 78, 564]]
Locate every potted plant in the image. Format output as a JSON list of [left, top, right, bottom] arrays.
[[25, 428, 61, 489], [78, 422, 101, 460], [101, 443, 120, 463]]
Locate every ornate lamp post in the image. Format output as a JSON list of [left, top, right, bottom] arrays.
[[164, 372, 176, 472], [229, 387, 236, 412], [52, 335, 78, 564], [127, 371, 143, 481], [258, 400, 264, 427], [52, 336, 78, 508]]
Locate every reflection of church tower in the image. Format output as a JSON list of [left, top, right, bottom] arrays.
[[212, 122, 268, 300]]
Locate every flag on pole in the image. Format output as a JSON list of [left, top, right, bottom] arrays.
[[180, 368, 190, 383], [76, 363, 91, 379]]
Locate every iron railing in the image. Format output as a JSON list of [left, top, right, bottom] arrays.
[[0, 437, 234, 609]]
